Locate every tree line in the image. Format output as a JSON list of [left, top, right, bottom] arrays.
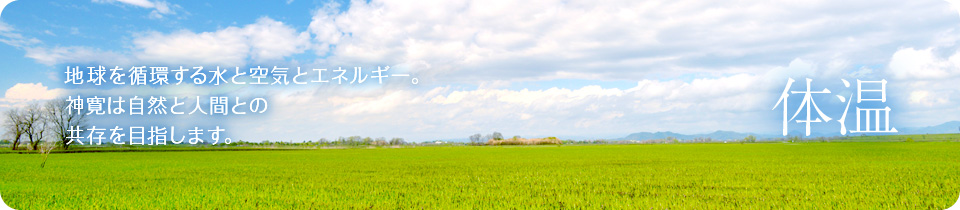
[[468, 132, 504, 145], [3, 99, 87, 150], [233, 136, 408, 147]]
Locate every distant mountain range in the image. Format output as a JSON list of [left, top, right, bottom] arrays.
[[616, 121, 960, 141], [616, 130, 768, 141], [433, 121, 960, 143], [898, 121, 960, 134]]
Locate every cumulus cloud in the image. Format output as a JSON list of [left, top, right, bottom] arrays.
[[6, 0, 960, 140], [884, 46, 960, 125], [1, 83, 63, 103], [306, 0, 958, 84], [132, 17, 310, 66], [25, 46, 129, 66], [231, 70, 785, 141], [21, 17, 309, 67], [235, 54, 946, 141], [948, 0, 960, 18], [888, 47, 960, 80], [308, 2, 343, 56]]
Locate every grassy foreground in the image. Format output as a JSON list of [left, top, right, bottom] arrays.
[[0, 142, 958, 209]]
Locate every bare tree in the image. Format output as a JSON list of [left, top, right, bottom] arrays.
[[389, 137, 405, 145], [3, 108, 26, 150], [45, 99, 88, 150], [492, 132, 503, 140], [469, 133, 482, 145], [743, 135, 757, 143], [23, 103, 47, 150]]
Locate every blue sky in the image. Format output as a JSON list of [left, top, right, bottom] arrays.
[[2, 0, 960, 142]]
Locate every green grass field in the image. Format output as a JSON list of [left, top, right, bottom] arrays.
[[1, 141, 958, 209]]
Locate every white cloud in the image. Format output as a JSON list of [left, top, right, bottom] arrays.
[[1, 83, 63, 102], [307, 0, 959, 84], [0, 20, 41, 48], [243, 18, 312, 62], [948, 0, 960, 18], [308, 2, 343, 56], [888, 47, 960, 80], [885, 46, 960, 125], [133, 29, 249, 66], [20, 17, 309, 67], [7, 0, 960, 140], [92, 0, 179, 19], [3, 18, 126, 66], [231, 71, 781, 141], [204, 0, 960, 140], [25, 46, 129, 66], [908, 90, 950, 107], [133, 17, 309, 66]]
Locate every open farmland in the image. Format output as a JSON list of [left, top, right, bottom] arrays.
[[0, 141, 958, 209]]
